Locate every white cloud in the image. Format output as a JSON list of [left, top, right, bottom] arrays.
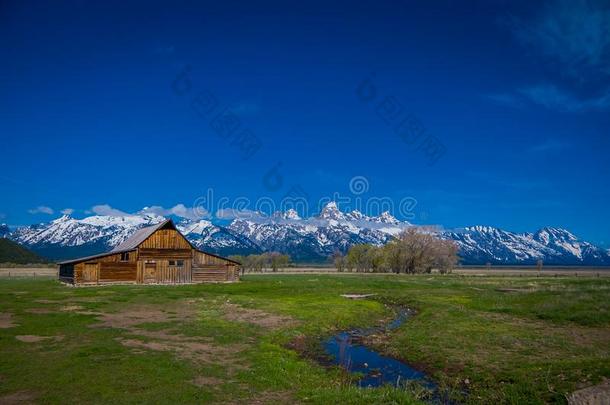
[[139, 204, 207, 221], [28, 206, 54, 215], [91, 204, 131, 217], [215, 208, 265, 221], [61, 208, 74, 215]]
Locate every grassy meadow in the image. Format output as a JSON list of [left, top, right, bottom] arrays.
[[0, 274, 609, 404]]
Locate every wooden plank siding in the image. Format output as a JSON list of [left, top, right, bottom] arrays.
[[139, 229, 191, 250], [99, 262, 137, 282]]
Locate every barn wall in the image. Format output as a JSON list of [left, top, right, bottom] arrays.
[[99, 262, 137, 282], [74, 262, 99, 284], [73, 252, 137, 284], [192, 250, 239, 283], [98, 251, 137, 263], [141, 259, 191, 284]]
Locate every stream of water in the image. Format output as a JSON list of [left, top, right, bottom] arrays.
[[323, 308, 438, 391]]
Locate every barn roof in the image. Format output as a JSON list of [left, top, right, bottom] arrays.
[[58, 218, 241, 265]]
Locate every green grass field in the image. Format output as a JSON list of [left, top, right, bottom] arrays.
[[0, 275, 608, 404]]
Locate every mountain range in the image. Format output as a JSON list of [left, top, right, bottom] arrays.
[[3, 202, 609, 265]]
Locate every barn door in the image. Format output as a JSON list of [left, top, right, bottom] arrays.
[[144, 261, 157, 283], [83, 263, 98, 283]]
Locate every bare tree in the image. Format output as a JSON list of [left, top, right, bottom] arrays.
[[266, 252, 290, 272], [332, 251, 346, 272]]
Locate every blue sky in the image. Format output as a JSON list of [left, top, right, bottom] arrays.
[[1, 0, 609, 245]]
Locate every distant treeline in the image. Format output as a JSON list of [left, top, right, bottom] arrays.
[[332, 228, 459, 274], [228, 252, 291, 273]]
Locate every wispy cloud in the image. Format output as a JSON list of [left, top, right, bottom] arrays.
[[91, 204, 131, 217], [510, 0, 610, 79], [215, 208, 264, 220], [28, 206, 54, 215], [487, 84, 610, 112], [88, 203, 208, 220], [498, 0, 610, 112], [60, 208, 74, 215], [519, 84, 610, 112], [139, 204, 206, 221]]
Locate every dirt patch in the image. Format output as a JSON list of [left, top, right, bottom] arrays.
[[246, 391, 295, 404], [60, 305, 85, 312], [93, 302, 247, 369], [191, 375, 225, 387], [16, 335, 63, 343], [494, 287, 533, 293], [71, 297, 103, 302], [93, 305, 196, 330], [222, 303, 296, 329], [568, 379, 610, 405], [34, 299, 62, 304], [25, 308, 53, 314], [0, 390, 35, 404], [117, 335, 241, 365], [0, 312, 16, 328]]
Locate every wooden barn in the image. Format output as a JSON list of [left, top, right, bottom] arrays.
[[58, 219, 240, 285]]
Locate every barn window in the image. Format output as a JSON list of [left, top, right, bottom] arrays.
[[120, 252, 129, 261], [176, 260, 184, 267], [169, 260, 176, 266]]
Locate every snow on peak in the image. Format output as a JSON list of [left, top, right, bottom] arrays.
[[348, 210, 365, 220], [52, 214, 72, 223], [318, 202, 345, 220], [536, 227, 577, 241], [373, 211, 399, 224], [179, 219, 215, 235], [273, 209, 301, 220]]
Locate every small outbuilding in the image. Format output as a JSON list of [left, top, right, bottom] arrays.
[[58, 219, 240, 285]]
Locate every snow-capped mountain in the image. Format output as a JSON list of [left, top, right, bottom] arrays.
[[442, 226, 609, 265], [175, 218, 260, 256], [10, 214, 258, 260], [228, 204, 406, 261], [6, 203, 610, 265]]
